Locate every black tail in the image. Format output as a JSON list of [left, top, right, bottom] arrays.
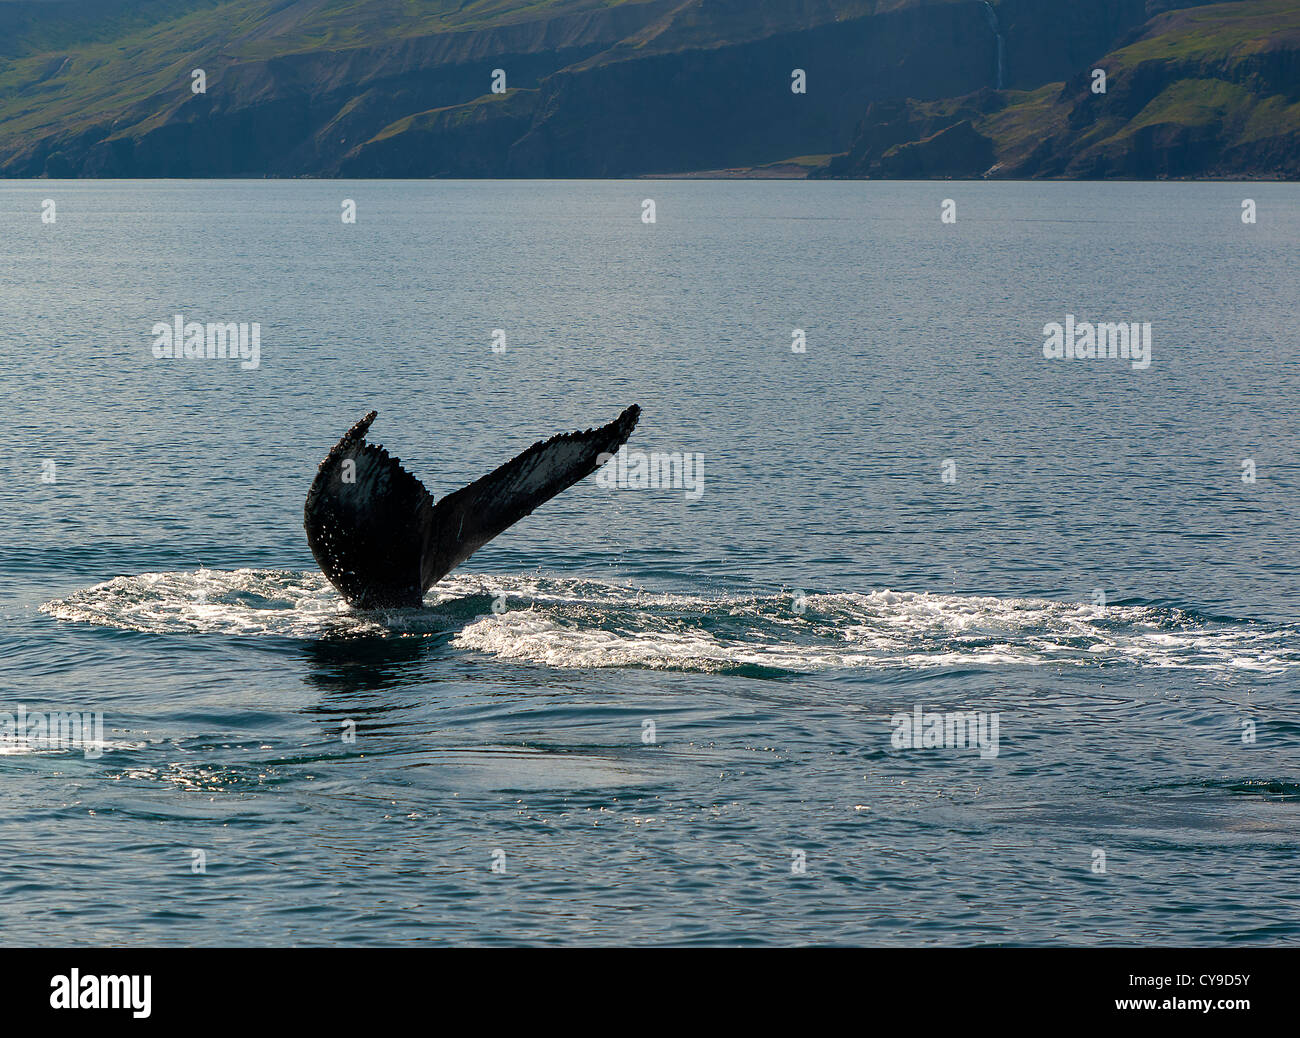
[[303, 406, 640, 609]]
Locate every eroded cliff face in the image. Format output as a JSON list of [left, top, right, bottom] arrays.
[[820, 0, 1300, 181], [1015, 3, 1300, 179], [0, 0, 1293, 179], [990, 0, 1151, 90], [345, 1, 1002, 179], [6, 0, 685, 177]]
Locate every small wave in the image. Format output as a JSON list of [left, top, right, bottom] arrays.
[[40, 568, 443, 639], [0, 738, 143, 758], [1217, 780, 1300, 799], [453, 581, 1300, 674], [41, 569, 1300, 674]]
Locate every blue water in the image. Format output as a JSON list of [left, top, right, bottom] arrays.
[[2, 180, 1299, 945]]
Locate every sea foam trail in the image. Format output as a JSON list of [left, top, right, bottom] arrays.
[[40, 569, 1300, 675]]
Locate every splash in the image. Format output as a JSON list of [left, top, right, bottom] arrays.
[[41, 568, 418, 639], [451, 579, 1299, 674], [41, 569, 1300, 675]]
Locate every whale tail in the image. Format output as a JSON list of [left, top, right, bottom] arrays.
[[303, 405, 641, 609]]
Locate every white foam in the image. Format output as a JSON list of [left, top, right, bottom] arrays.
[[42, 567, 406, 638], [41, 570, 1300, 674], [0, 738, 141, 757]]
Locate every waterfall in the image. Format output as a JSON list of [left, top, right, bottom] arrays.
[[982, 1, 1004, 90]]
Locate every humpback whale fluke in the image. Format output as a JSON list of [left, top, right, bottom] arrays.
[[303, 405, 641, 609]]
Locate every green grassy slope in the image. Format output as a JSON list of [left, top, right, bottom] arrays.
[[820, 0, 1300, 179], [1, 0, 1293, 178], [0, 0, 644, 145]]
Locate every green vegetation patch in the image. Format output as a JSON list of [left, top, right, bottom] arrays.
[[1115, 0, 1300, 66]]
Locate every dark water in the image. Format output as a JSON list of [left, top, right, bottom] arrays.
[[2, 180, 1298, 945]]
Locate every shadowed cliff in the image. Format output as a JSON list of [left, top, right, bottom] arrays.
[[0, 0, 1293, 179]]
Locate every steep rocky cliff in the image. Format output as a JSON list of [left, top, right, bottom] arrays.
[[0, 0, 1293, 178], [819, 0, 1300, 179]]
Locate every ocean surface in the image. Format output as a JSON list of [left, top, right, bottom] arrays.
[[1, 179, 1298, 946]]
